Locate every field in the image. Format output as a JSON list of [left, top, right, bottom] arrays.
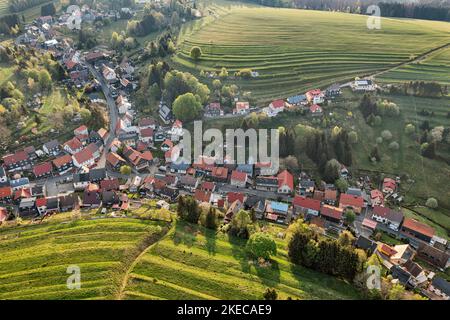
[[122, 220, 362, 300], [379, 46, 450, 85], [0, 0, 8, 17], [173, 7, 450, 103], [0, 217, 169, 300], [0, 0, 61, 22]]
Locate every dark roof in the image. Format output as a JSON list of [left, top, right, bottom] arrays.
[[102, 191, 119, 204], [74, 172, 90, 183], [83, 191, 101, 205], [89, 169, 106, 181], [44, 139, 60, 150], [390, 265, 412, 286], [59, 194, 78, 207], [432, 277, 450, 296], [46, 197, 59, 209], [355, 235, 377, 253]]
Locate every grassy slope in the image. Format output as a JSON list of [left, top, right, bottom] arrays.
[[0, 218, 168, 300], [173, 7, 450, 103], [123, 220, 362, 300]]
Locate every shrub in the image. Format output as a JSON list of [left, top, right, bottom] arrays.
[[389, 141, 399, 150], [425, 197, 438, 209], [381, 130, 392, 141]]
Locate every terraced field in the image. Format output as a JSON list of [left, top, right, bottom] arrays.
[[379, 47, 450, 85], [122, 221, 361, 300], [174, 7, 450, 103], [0, 218, 169, 300], [0, 0, 8, 17]]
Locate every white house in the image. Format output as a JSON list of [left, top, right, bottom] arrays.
[[168, 120, 183, 142], [72, 148, 96, 168], [306, 89, 325, 104], [233, 102, 250, 115], [351, 79, 376, 92], [103, 65, 117, 82], [267, 99, 285, 117], [230, 170, 248, 188], [116, 95, 131, 115], [63, 137, 83, 155]]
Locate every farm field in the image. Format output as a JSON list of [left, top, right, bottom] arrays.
[[0, 0, 8, 17], [122, 220, 362, 300], [0, 218, 169, 300], [173, 7, 450, 103], [379, 46, 450, 85]]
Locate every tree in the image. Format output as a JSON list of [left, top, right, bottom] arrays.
[[229, 210, 252, 239], [212, 79, 222, 91], [338, 230, 355, 247], [190, 46, 202, 60], [110, 31, 124, 49], [343, 209, 356, 225], [388, 283, 406, 300], [263, 288, 277, 300], [120, 165, 132, 175], [323, 159, 341, 183], [348, 131, 358, 144], [246, 232, 277, 260], [205, 207, 218, 230], [38, 69, 52, 90], [80, 108, 92, 122], [425, 197, 438, 209], [389, 141, 399, 151], [405, 123, 415, 135], [335, 178, 348, 193], [219, 67, 228, 78], [41, 3, 56, 16], [177, 196, 201, 224], [381, 130, 392, 141], [172, 92, 202, 121]]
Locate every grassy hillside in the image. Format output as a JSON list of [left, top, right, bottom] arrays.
[[174, 7, 450, 103], [122, 220, 362, 300], [0, 218, 169, 300], [0, 0, 8, 17]]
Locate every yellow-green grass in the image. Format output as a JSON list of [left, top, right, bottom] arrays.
[[122, 220, 362, 300], [173, 7, 450, 103], [0, 218, 168, 300], [379, 47, 450, 85], [0, 0, 8, 17], [0, 1, 61, 22]]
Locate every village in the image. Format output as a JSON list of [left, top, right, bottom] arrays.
[[0, 5, 449, 301]]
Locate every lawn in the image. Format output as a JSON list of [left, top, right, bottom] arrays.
[[173, 6, 450, 104], [122, 220, 362, 300], [0, 218, 169, 300]]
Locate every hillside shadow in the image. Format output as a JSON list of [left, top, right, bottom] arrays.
[[172, 221, 199, 248], [228, 235, 251, 273], [255, 260, 281, 287], [204, 228, 217, 255]]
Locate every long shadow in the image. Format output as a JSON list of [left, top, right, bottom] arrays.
[[172, 220, 199, 248], [255, 260, 281, 287], [204, 228, 217, 255], [228, 235, 251, 273]]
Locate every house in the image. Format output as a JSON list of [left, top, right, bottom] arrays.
[[168, 120, 183, 142], [156, 186, 179, 202], [309, 104, 323, 116], [138, 117, 157, 132], [2, 151, 31, 171], [233, 101, 250, 115], [204, 102, 224, 117], [429, 277, 450, 300], [230, 170, 248, 188], [351, 79, 375, 92], [255, 176, 278, 192], [116, 95, 131, 114], [100, 178, 120, 192], [123, 146, 153, 171], [102, 65, 117, 82], [73, 148, 96, 168], [0, 166, 8, 186], [106, 152, 126, 170], [390, 244, 416, 265], [277, 170, 294, 194], [305, 89, 325, 104], [31, 185, 45, 198], [63, 137, 83, 154], [355, 235, 377, 254], [298, 179, 315, 196], [161, 139, 174, 152], [382, 178, 397, 194], [43, 139, 60, 156], [170, 162, 190, 174], [370, 189, 384, 207], [14, 188, 32, 202], [95, 128, 109, 144], [89, 169, 106, 183], [268, 99, 285, 116], [32, 162, 53, 179], [401, 218, 435, 243], [224, 200, 243, 224], [292, 196, 321, 216], [73, 173, 90, 190], [417, 243, 450, 269], [159, 102, 173, 124], [178, 175, 198, 192], [390, 265, 414, 289], [10, 178, 30, 191], [0, 186, 13, 202], [378, 243, 398, 257], [211, 166, 228, 182], [59, 193, 78, 212], [46, 197, 59, 214], [286, 94, 307, 106], [0, 207, 8, 223], [325, 83, 341, 98], [227, 192, 246, 206], [339, 193, 364, 214], [402, 260, 428, 287], [194, 189, 212, 204], [19, 197, 37, 215], [324, 188, 337, 205], [53, 155, 73, 174], [255, 162, 278, 176], [139, 128, 154, 144], [74, 125, 89, 142], [82, 190, 102, 208], [320, 205, 343, 224], [265, 201, 289, 224], [371, 206, 404, 231], [102, 191, 120, 207]]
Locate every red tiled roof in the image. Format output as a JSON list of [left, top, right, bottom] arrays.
[[383, 178, 396, 190], [212, 167, 228, 179], [324, 189, 337, 201], [231, 170, 247, 182], [201, 181, 215, 191], [73, 148, 94, 165], [141, 151, 153, 161], [306, 89, 322, 97], [97, 128, 108, 139], [362, 218, 377, 230], [339, 193, 364, 208], [100, 179, 120, 191], [270, 99, 285, 109], [140, 128, 154, 138], [0, 186, 12, 198], [277, 170, 294, 190], [402, 218, 435, 239], [139, 117, 156, 127], [310, 104, 322, 113], [321, 205, 343, 220], [379, 244, 397, 256], [53, 154, 73, 168], [235, 101, 249, 111], [36, 198, 47, 207], [371, 189, 384, 199], [63, 137, 83, 151], [372, 205, 390, 218], [14, 188, 31, 200], [3, 151, 28, 166], [33, 162, 52, 176], [292, 196, 321, 211], [74, 125, 88, 134], [106, 152, 125, 167], [227, 192, 245, 204], [162, 139, 174, 148], [194, 189, 211, 203]]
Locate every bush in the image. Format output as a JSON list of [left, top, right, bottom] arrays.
[[246, 232, 277, 260], [381, 130, 392, 141], [389, 141, 399, 150], [405, 123, 415, 135], [376, 137, 383, 144], [425, 197, 438, 209]]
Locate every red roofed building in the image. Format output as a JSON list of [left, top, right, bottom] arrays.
[[72, 148, 95, 168], [211, 166, 229, 182], [194, 189, 211, 203], [0, 186, 13, 201], [139, 128, 154, 144], [268, 99, 285, 115], [53, 155, 73, 174], [401, 218, 435, 243], [33, 162, 53, 178], [378, 243, 398, 257], [74, 125, 89, 137], [292, 195, 321, 216], [106, 152, 126, 170], [100, 179, 120, 192], [138, 117, 156, 130], [309, 104, 323, 115], [227, 192, 245, 205], [0, 207, 7, 223], [320, 205, 343, 223], [277, 170, 294, 194], [161, 139, 174, 152], [371, 189, 384, 207], [2, 151, 30, 171], [306, 89, 325, 104], [230, 170, 248, 188], [63, 137, 83, 154], [233, 101, 250, 115], [339, 193, 364, 214], [35, 198, 47, 215], [382, 178, 397, 194], [200, 181, 216, 193]]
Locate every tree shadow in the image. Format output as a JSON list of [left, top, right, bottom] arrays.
[[204, 228, 217, 255], [228, 235, 251, 273], [172, 221, 199, 248], [254, 260, 281, 287]]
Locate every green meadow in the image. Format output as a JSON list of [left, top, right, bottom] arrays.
[[173, 7, 450, 103], [122, 220, 361, 300], [0, 218, 168, 300]]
